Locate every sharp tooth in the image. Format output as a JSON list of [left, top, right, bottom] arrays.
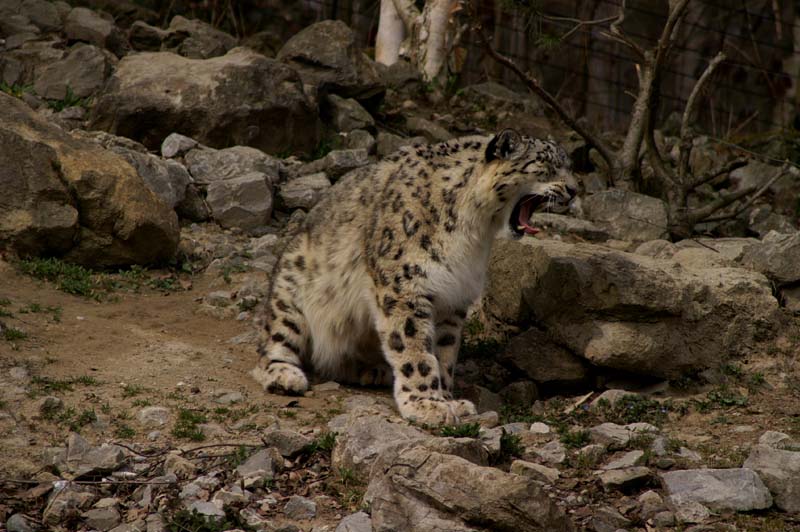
[[517, 225, 525, 230]]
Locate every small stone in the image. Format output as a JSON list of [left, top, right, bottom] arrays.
[[36, 396, 63, 415], [759, 430, 794, 449], [161, 133, 199, 158], [261, 429, 312, 457], [94, 497, 119, 509], [499, 381, 538, 405], [405, 116, 451, 142], [603, 450, 645, 470], [652, 511, 676, 527], [598, 466, 653, 492], [510, 459, 559, 483], [84, 507, 121, 531], [325, 94, 374, 132], [236, 447, 282, 484], [529, 422, 551, 434], [590, 423, 631, 450], [638, 489, 665, 518], [211, 486, 250, 506], [577, 443, 606, 467], [6, 513, 38, 532], [284, 495, 316, 520], [531, 440, 566, 464], [163, 453, 197, 479], [205, 291, 233, 307], [335, 511, 372, 532], [673, 501, 711, 524], [186, 501, 224, 521], [9, 366, 30, 382], [137, 406, 170, 427], [342, 129, 375, 153], [279, 172, 331, 210], [589, 504, 631, 532], [212, 389, 243, 404]]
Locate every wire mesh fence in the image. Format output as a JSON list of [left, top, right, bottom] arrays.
[[299, 0, 799, 136]]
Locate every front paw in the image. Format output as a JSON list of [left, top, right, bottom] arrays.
[[398, 397, 476, 426], [251, 362, 309, 396]]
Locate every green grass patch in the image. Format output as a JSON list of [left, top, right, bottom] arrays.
[[18, 258, 96, 298], [440, 422, 481, 438], [303, 431, 337, 455], [172, 409, 207, 441], [594, 395, 670, 427], [46, 86, 90, 112], [695, 386, 749, 412], [115, 424, 136, 438], [3, 326, 27, 341], [121, 384, 145, 398], [29, 375, 99, 396], [0, 81, 32, 99]]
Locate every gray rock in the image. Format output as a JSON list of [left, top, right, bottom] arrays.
[[598, 466, 652, 491], [296, 149, 369, 181], [635, 239, 677, 259], [161, 133, 198, 159], [531, 440, 567, 464], [582, 189, 669, 241], [211, 485, 250, 506], [673, 237, 759, 262], [185, 145, 281, 185], [499, 380, 538, 405], [65, 433, 127, 477], [747, 205, 797, 237], [590, 389, 638, 408], [109, 520, 146, 532], [36, 395, 63, 415], [277, 20, 383, 100], [405, 116, 451, 142], [335, 511, 372, 532], [128, 21, 167, 52], [342, 129, 375, 153], [673, 501, 710, 524], [84, 507, 121, 531], [530, 422, 551, 434], [328, 407, 428, 478], [743, 444, 800, 513], [111, 148, 191, 209], [43, 485, 95, 526], [740, 231, 800, 285], [486, 239, 781, 378], [64, 7, 125, 56], [90, 48, 321, 155], [137, 406, 170, 427], [186, 501, 224, 521], [638, 489, 665, 518], [462, 384, 503, 414], [661, 468, 773, 512], [212, 389, 243, 404], [21, 0, 62, 32], [0, 93, 179, 267], [236, 447, 282, 486], [176, 185, 210, 222], [163, 453, 197, 479], [510, 459, 559, 483], [164, 15, 237, 59], [6, 513, 38, 532], [284, 495, 316, 520], [501, 328, 590, 383], [205, 291, 232, 307], [376, 131, 426, 157], [365, 445, 574, 531], [603, 450, 645, 470], [279, 173, 331, 210], [261, 429, 312, 458], [326, 94, 374, 132], [589, 505, 630, 532], [34, 43, 112, 100], [758, 430, 795, 449], [207, 172, 273, 231], [590, 423, 631, 450]]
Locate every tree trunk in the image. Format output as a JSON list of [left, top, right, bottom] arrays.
[[376, 0, 405, 66], [419, 0, 453, 84]]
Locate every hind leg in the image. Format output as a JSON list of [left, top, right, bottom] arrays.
[[251, 292, 310, 396]]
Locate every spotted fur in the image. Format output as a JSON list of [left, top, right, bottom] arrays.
[[251, 130, 575, 425]]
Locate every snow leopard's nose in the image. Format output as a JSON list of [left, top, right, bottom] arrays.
[[565, 183, 578, 199]]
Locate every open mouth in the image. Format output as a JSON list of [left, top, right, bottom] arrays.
[[510, 194, 546, 236]]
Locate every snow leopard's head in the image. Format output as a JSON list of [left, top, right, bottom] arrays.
[[482, 129, 576, 239]]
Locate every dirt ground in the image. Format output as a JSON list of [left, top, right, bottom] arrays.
[[2, 252, 800, 531]]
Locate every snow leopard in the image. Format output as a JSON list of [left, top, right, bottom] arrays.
[[252, 129, 576, 425]]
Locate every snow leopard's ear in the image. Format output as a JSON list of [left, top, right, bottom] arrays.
[[485, 129, 523, 162]]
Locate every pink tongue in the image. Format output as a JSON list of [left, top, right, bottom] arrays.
[[518, 198, 539, 235]]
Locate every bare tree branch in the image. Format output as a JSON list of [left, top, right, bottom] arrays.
[[601, 0, 645, 58], [478, 27, 616, 169], [691, 158, 748, 189], [678, 51, 727, 181], [701, 164, 788, 223], [687, 186, 758, 224]]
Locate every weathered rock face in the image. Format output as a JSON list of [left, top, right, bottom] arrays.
[[0, 92, 179, 266], [486, 239, 781, 378], [162, 15, 237, 59], [740, 231, 800, 285], [365, 445, 574, 532], [661, 468, 772, 512], [501, 327, 590, 384], [744, 442, 800, 513], [89, 47, 321, 156], [64, 6, 127, 56], [582, 189, 669, 242], [277, 20, 383, 102], [33, 43, 114, 100]]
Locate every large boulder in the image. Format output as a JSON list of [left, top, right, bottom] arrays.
[[744, 442, 800, 513], [0, 39, 64, 86], [277, 20, 383, 102], [486, 239, 781, 378], [365, 445, 574, 532], [582, 189, 669, 242], [739, 231, 800, 285], [89, 47, 321, 156], [33, 43, 114, 100], [162, 15, 237, 59], [0, 92, 179, 266]]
